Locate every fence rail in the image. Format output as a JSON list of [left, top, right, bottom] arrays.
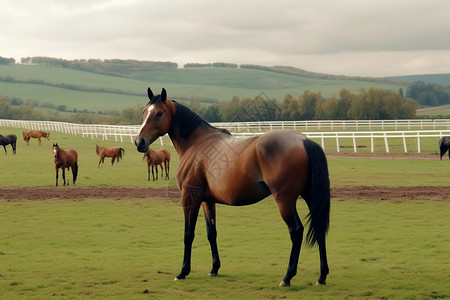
[[2, 119, 450, 153]]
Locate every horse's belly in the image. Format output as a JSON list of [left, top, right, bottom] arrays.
[[209, 176, 271, 206]]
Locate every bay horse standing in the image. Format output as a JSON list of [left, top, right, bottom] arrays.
[[0, 134, 17, 154], [439, 136, 450, 160], [96, 145, 125, 167], [23, 130, 50, 145], [53, 143, 78, 186], [143, 148, 171, 181], [135, 87, 330, 287]]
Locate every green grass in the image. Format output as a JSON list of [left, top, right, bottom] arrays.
[[0, 64, 407, 111], [0, 198, 448, 299]]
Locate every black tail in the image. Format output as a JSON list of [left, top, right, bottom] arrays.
[[302, 139, 330, 247], [119, 148, 125, 159], [72, 162, 78, 184]]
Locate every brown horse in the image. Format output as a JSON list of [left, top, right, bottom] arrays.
[[96, 145, 125, 167], [135, 87, 330, 287], [53, 143, 78, 186], [143, 148, 170, 181], [23, 130, 50, 145]]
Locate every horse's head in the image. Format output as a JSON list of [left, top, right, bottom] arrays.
[[135, 87, 174, 153], [52, 143, 59, 157], [46, 132, 50, 140]]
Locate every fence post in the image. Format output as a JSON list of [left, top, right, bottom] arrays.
[[402, 132, 407, 153], [335, 133, 340, 152], [384, 132, 389, 153], [417, 133, 421, 153], [371, 133, 374, 153]]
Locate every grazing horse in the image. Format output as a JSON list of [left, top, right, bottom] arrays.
[[143, 148, 171, 181], [53, 143, 78, 186], [0, 134, 17, 154], [439, 136, 450, 160], [135, 87, 330, 287], [23, 130, 50, 145], [96, 145, 125, 167]]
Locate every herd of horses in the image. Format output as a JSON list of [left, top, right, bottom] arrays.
[[1, 130, 171, 186]]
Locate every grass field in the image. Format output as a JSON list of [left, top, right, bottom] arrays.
[[1, 198, 449, 299], [0, 127, 449, 299]]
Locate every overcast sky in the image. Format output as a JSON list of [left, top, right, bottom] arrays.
[[1, 0, 450, 77]]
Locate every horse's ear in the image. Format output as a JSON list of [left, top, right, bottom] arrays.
[[161, 88, 167, 102], [147, 87, 154, 100]]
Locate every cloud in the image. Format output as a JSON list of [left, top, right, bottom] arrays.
[[1, 0, 449, 76]]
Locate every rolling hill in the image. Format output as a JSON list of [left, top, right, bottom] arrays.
[[0, 63, 409, 113]]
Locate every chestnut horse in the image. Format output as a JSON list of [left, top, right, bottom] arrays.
[[135, 87, 330, 287], [0, 134, 17, 154], [53, 143, 78, 186], [143, 148, 171, 181], [23, 130, 50, 145], [96, 145, 125, 167], [439, 136, 450, 160]]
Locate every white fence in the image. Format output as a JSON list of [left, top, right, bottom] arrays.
[[2, 119, 450, 153]]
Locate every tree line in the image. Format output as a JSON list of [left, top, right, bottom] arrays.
[[193, 88, 418, 122], [1, 87, 419, 125]]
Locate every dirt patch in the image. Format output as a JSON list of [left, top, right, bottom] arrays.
[[1, 185, 448, 202]]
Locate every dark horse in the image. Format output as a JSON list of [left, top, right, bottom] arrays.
[[135, 88, 330, 287], [143, 148, 171, 181], [439, 136, 450, 160], [53, 143, 78, 186], [0, 134, 17, 154], [96, 145, 125, 167]]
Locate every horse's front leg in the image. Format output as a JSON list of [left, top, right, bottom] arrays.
[[55, 167, 59, 186], [175, 188, 202, 280], [2, 145, 6, 154], [202, 201, 221, 276]]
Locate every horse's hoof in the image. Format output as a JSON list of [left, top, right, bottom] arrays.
[[316, 280, 326, 286], [279, 281, 290, 287], [209, 272, 218, 277], [174, 276, 185, 281]]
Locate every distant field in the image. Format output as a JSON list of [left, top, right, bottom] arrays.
[[417, 105, 450, 117], [0, 64, 407, 112]]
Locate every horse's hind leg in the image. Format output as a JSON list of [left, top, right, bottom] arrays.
[[316, 236, 329, 285], [2, 145, 6, 154], [276, 198, 303, 287], [62, 168, 66, 185], [202, 201, 221, 276], [55, 167, 59, 186]]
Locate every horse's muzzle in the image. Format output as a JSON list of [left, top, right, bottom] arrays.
[[135, 137, 148, 153]]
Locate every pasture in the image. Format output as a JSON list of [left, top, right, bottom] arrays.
[[0, 126, 449, 299]]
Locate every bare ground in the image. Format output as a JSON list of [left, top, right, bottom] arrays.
[[1, 185, 448, 203], [1, 152, 448, 202]]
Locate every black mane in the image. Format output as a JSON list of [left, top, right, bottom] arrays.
[[172, 101, 230, 139]]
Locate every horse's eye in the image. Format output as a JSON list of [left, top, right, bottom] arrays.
[[156, 111, 163, 118]]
